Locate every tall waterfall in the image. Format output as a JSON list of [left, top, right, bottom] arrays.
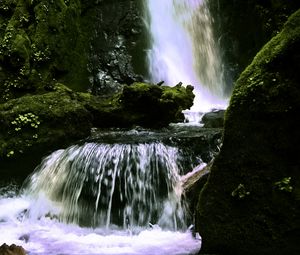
[[146, 0, 228, 112], [23, 142, 187, 230]]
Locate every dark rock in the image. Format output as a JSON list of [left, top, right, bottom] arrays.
[[196, 10, 300, 255], [181, 162, 212, 217], [18, 234, 29, 243], [208, 0, 300, 91], [201, 110, 225, 128], [0, 243, 26, 255], [86, 0, 146, 96]]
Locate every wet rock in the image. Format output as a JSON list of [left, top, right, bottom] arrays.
[[0, 0, 145, 102], [201, 110, 225, 128], [0, 244, 26, 255], [208, 0, 300, 89], [87, 0, 146, 96], [18, 234, 29, 243], [196, 10, 300, 255]]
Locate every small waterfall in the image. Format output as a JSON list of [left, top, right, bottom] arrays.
[[145, 0, 228, 112], [23, 142, 187, 230]]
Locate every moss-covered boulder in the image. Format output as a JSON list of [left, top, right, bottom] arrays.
[[0, 82, 194, 180], [117, 82, 194, 127], [196, 9, 300, 255]]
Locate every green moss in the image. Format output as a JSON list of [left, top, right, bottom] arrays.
[[0, 81, 194, 168], [274, 177, 293, 193], [228, 10, 300, 115], [231, 183, 250, 200], [0, 89, 91, 160], [117, 82, 194, 127], [196, 9, 300, 255], [0, 0, 96, 102]]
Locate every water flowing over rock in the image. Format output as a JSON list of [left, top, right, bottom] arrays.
[[0, 131, 208, 254], [23, 142, 187, 229], [145, 0, 228, 112], [196, 9, 300, 255]]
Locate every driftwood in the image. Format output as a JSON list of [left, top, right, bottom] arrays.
[[180, 160, 213, 192]]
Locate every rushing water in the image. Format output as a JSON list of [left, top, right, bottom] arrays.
[[0, 142, 201, 255], [146, 0, 228, 112]]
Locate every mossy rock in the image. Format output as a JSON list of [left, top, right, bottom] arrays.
[[0, 0, 145, 102], [118, 82, 194, 127], [0, 0, 96, 102], [196, 9, 300, 255], [0, 82, 194, 180]]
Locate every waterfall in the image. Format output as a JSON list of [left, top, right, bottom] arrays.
[[23, 142, 187, 230], [0, 141, 202, 254], [145, 0, 228, 112]]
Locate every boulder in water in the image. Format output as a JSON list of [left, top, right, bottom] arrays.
[[196, 9, 300, 255], [201, 110, 225, 128], [0, 244, 26, 255]]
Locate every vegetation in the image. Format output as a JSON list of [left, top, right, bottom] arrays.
[[0, 0, 95, 103], [196, 9, 300, 255]]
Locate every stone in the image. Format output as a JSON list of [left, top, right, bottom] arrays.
[[196, 9, 300, 255], [208, 0, 300, 87], [0, 244, 26, 255], [201, 110, 225, 128]]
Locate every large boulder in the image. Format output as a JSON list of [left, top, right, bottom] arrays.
[[201, 110, 225, 128], [196, 9, 300, 255]]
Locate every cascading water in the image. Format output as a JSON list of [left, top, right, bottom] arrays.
[[24, 143, 186, 229], [145, 0, 228, 113], [0, 142, 201, 255]]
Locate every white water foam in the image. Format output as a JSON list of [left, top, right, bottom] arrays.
[[0, 196, 201, 255], [0, 142, 201, 254]]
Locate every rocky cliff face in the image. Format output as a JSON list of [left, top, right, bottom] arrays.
[[0, 0, 150, 179], [87, 0, 147, 96], [0, 0, 145, 102], [208, 0, 300, 91], [196, 9, 300, 255]]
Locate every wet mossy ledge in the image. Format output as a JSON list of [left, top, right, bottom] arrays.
[[196, 9, 300, 255], [0, 82, 194, 179]]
